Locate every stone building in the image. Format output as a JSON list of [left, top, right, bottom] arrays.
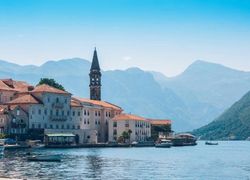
[[0, 49, 172, 144], [149, 119, 172, 141], [109, 114, 173, 143], [73, 97, 123, 143], [109, 114, 152, 143], [0, 105, 9, 134]]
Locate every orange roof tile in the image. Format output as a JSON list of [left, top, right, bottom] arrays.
[[149, 119, 171, 125], [0, 80, 17, 91], [6, 94, 42, 105], [0, 79, 33, 92], [113, 113, 148, 121], [75, 97, 122, 110], [12, 81, 33, 92], [32, 84, 70, 95], [71, 98, 82, 107]]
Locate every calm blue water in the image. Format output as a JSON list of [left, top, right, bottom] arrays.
[[0, 141, 250, 180]]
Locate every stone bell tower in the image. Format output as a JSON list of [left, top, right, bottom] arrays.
[[89, 48, 102, 100]]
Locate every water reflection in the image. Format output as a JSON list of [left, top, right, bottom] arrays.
[[85, 149, 103, 179], [0, 142, 250, 179]]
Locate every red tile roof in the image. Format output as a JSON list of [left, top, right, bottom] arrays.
[[113, 113, 148, 121], [149, 119, 171, 125], [12, 81, 33, 92], [0, 80, 17, 91], [6, 94, 42, 105], [75, 97, 122, 110], [32, 84, 70, 95], [0, 79, 33, 92], [70, 98, 82, 107]]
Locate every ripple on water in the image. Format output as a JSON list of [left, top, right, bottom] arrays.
[[0, 142, 250, 179]]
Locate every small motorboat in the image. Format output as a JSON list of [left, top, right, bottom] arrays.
[[27, 140, 45, 149], [0, 144, 4, 155], [205, 141, 218, 145], [155, 139, 172, 148], [27, 155, 61, 162], [4, 144, 28, 150]]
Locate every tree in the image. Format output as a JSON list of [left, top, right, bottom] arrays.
[[37, 78, 65, 91], [118, 136, 124, 143], [0, 133, 6, 139], [128, 129, 132, 143], [121, 131, 130, 143]]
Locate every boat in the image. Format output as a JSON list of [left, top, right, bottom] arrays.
[[170, 133, 197, 146], [131, 141, 155, 147], [205, 141, 218, 145], [27, 155, 61, 162], [4, 144, 29, 150], [155, 139, 172, 148], [0, 144, 4, 155], [27, 140, 45, 149]]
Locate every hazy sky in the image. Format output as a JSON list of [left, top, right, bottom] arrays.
[[0, 0, 250, 76]]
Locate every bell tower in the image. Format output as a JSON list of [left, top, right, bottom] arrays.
[[89, 48, 102, 100]]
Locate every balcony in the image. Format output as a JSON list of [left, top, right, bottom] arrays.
[[52, 102, 64, 109], [50, 115, 68, 121], [11, 122, 26, 128]]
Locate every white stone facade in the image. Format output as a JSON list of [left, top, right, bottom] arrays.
[[109, 114, 151, 143]]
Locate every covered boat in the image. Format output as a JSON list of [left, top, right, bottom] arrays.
[[170, 133, 197, 146], [155, 139, 172, 148]]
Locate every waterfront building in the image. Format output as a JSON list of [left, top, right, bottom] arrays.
[[7, 84, 98, 143], [109, 114, 151, 143], [0, 49, 172, 144], [150, 119, 172, 141], [0, 105, 9, 134], [72, 97, 123, 142], [0, 79, 33, 104]]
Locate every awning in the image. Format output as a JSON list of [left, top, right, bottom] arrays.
[[45, 133, 75, 137]]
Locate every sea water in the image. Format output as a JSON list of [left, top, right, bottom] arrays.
[[0, 141, 250, 180]]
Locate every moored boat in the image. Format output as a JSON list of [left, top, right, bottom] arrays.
[[0, 144, 4, 155], [4, 144, 29, 150], [27, 155, 61, 162], [155, 139, 172, 148], [27, 140, 45, 149], [170, 133, 197, 146]]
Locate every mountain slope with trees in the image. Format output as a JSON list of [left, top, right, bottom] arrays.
[[193, 91, 250, 140]]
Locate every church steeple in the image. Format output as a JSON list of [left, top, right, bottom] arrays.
[[89, 48, 102, 101], [90, 47, 100, 71]]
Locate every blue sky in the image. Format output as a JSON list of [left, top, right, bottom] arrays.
[[0, 0, 250, 76]]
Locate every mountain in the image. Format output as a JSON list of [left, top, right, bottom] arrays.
[[1, 59, 250, 131], [151, 60, 250, 129], [193, 91, 250, 140], [0, 59, 193, 130]]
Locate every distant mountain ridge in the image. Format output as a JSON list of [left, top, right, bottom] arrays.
[[0, 58, 250, 131], [151, 60, 250, 129]]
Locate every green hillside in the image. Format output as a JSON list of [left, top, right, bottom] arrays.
[[193, 91, 250, 140]]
